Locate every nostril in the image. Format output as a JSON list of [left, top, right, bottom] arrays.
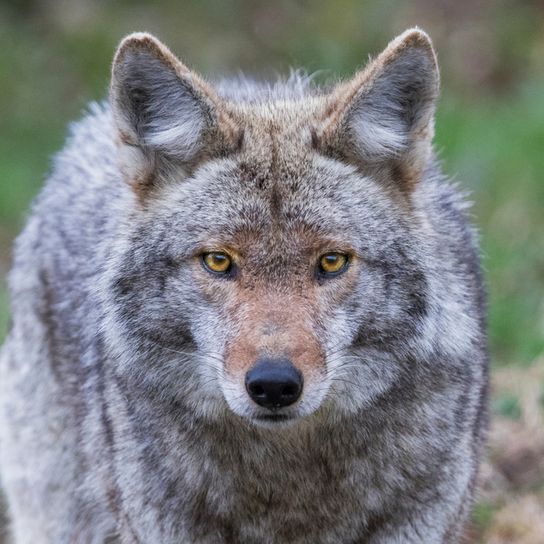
[[281, 384, 299, 397], [249, 384, 265, 397]]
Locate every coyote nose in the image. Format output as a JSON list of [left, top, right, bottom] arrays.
[[245, 359, 303, 409]]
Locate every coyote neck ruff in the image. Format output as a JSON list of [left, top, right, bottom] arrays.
[[0, 29, 488, 543]]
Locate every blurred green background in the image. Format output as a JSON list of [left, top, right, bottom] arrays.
[[0, 1, 543, 541]]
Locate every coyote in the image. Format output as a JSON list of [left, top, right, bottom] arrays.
[[0, 29, 488, 543]]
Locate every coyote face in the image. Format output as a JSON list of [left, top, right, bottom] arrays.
[[104, 31, 438, 426], [177, 149, 370, 425]]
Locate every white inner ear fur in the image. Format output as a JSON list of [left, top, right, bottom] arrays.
[[350, 105, 408, 160], [143, 96, 205, 160]]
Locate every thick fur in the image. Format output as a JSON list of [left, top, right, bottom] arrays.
[[0, 29, 488, 543]]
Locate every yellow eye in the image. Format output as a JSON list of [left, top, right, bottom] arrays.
[[318, 252, 349, 276], [202, 252, 232, 275]]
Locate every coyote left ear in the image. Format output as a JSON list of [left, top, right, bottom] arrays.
[[110, 33, 239, 192], [320, 29, 439, 187]]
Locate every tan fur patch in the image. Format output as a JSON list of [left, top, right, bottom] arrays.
[[224, 289, 326, 381]]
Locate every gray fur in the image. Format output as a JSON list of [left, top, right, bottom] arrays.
[[0, 29, 488, 543]]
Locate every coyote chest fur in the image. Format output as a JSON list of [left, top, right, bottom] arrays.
[[0, 29, 488, 543]]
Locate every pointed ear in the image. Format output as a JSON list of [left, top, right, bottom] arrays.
[[110, 33, 239, 191], [320, 29, 439, 187]]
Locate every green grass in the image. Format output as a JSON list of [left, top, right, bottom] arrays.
[[472, 500, 496, 534], [491, 393, 522, 420], [436, 86, 544, 366]]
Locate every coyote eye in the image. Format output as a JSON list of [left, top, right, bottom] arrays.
[[202, 252, 233, 275], [318, 252, 349, 277]]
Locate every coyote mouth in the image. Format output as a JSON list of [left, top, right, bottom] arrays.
[[254, 413, 292, 423]]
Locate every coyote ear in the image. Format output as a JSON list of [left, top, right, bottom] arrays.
[[110, 33, 239, 189], [321, 29, 439, 187]]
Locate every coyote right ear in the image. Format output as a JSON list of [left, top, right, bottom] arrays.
[[319, 29, 439, 189], [110, 33, 239, 191]]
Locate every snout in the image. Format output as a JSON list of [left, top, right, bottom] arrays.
[[245, 358, 303, 409]]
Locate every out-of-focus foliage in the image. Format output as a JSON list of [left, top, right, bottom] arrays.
[[0, 1, 543, 541]]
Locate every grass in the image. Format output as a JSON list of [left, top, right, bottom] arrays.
[[436, 85, 544, 367]]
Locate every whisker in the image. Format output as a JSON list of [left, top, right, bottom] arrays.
[[144, 337, 226, 365], [329, 377, 361, 388]]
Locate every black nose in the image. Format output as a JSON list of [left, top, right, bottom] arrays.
[[245, 359, 303, 409]]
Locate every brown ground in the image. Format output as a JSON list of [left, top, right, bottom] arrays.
[[466, 357, 544, 543]]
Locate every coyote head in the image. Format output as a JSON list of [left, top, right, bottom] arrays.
[[104, 29, 440, 426]]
